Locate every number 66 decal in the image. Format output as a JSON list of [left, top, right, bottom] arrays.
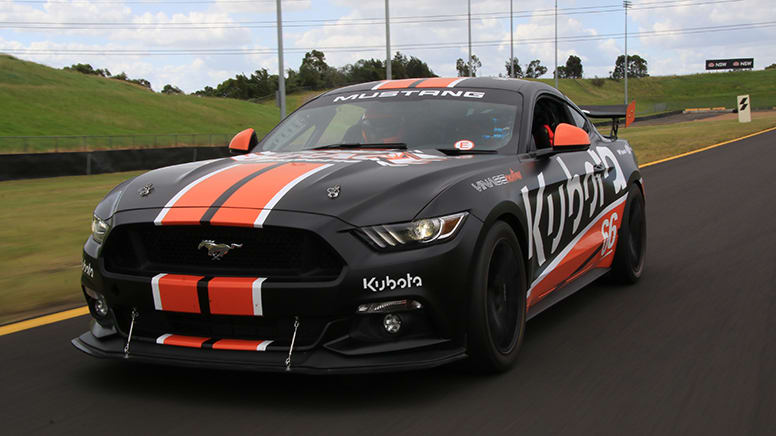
[[601, 213, 618, 256]]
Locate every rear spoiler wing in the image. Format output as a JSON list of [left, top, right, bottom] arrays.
[[579, 101, 636, 138]]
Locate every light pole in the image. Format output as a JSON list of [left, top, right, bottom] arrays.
[[510, 0, 514, 78], [624, 0, 631, 104], [468, 0, 472, 77], [276, 0, 286, 119], [385, 0, 391, 80], [554, 0, 558, 88]]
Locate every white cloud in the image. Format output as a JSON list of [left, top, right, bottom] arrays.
[[1, 0, 774, 93]]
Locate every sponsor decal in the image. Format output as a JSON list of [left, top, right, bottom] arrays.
[[471, 168, 522, 192], [333, 90, 485, 103], [527, 195, 627, 301], [523, 147, 626, 267], [233, 150, 452, 168], [81, 260, 94, 278], [455, 139, 475, 150], [363, 273, 423, 292], [600, 213, 619, 257]]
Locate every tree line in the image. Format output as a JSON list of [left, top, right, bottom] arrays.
[[63, 51, 651, 100], [63, 63, 154, 90], [192, 50, 435, 100]]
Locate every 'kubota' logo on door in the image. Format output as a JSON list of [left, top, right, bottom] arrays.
[[363, 274, 423, 292]]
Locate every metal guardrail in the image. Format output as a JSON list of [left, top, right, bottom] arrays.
[[0, 133, 233, 154]]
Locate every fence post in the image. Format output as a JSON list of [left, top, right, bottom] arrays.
[[86, 152, 92, 175], [82, 136, 87, 151], [23, 137, 28, 153]]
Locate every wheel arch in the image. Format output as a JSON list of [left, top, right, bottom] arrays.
[[477, 201, 531, 282]]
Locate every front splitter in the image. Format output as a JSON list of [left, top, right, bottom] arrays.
[[72, 332, 467, 375]]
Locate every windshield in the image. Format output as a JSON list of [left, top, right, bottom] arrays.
[[259, 88, 522, 153]]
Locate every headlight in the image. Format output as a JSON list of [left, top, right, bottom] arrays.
[[91, 215, 110, 244], [359, 212, 468, 249]]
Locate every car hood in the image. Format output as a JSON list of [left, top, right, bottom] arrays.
[[111, 149, 505, 227]]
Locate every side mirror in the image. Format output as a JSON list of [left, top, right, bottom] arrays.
[[229, 128, 258, 155], [553, 123, 590, 151]]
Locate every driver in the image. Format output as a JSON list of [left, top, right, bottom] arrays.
[[360, 105, 406, 144]]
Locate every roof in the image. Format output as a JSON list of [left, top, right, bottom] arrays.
[[322, 77, 560, 97]]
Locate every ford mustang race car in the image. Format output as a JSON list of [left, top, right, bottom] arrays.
[[73, 77, 646, 373]]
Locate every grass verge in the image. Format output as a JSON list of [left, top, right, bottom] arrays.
[[2, 116, 775, 324], [0, 171, 143, 324], [620, 112, 776, 163]]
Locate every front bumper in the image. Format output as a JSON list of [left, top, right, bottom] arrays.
[[75, 209, 482, 373], [72, 328, 466, 374]]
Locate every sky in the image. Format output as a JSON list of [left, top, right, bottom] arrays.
[[1, 0, 774, 93]]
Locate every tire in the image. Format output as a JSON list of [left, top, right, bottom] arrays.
[[609, 183, 647, 284], [467, 221, 527, 373]]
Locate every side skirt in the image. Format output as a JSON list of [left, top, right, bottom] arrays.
[[526, 267, 609, 320]]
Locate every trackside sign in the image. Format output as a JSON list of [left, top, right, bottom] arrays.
[[705, 58, 754, 70], [737, 95, 751, 123]]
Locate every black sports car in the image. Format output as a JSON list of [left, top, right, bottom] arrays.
[[73, 77, 646, 373]]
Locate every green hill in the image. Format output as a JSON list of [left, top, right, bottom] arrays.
[[1, 53, 775, 153], [543, 69, 776, 115], [0, 54, 318, 152]]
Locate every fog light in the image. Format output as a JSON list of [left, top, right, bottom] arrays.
[[357, 299, 423, 313], [94, 294, 109, 318], [383, 313, 402, 334]]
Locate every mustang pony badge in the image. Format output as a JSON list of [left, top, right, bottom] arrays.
[[198, 240, 243, 260], [137, 184, 154, 197], [327, 185, 341, 199]]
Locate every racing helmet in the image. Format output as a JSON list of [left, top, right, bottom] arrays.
[[361, 104, 406, 143]]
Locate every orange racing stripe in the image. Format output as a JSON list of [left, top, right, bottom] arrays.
[[528, 198, 626, 306], [375, 78, 425, 89], [209, 162, 329, 227], [156, 334, 209, 348], [158, 163, 275, 225], [208, 277, 265, 316], [212, 339, 273, 351], [415, 77, 460, 88], [151, 273, 203, 314]]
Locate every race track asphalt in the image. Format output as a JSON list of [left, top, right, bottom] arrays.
[[2, 131, 775, 435]]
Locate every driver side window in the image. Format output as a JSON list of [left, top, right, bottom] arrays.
[[566, 105, 590, 133], [531, 97, 572, 151]]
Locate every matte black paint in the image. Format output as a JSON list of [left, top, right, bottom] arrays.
[[75, 78, 642, 372]]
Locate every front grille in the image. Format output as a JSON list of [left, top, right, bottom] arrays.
[[103, 224, 344, 280]]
